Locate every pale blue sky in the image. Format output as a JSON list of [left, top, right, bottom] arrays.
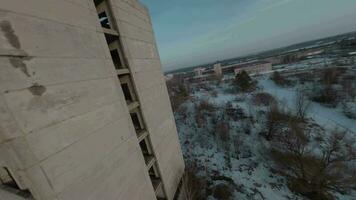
[[140, 0, 356, 71]]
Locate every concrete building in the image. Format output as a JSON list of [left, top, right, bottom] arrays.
[[0, 0, 184, 200], [233, 61, 272, 75], [213, 63, 222, 77], [194, 67, 205, 77]]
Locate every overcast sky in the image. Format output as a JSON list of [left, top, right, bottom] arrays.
[[140, 0, 356, 71]]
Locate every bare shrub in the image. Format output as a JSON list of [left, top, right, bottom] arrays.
[[342, 102, 356, 119], [271, 123, 356, 200], [225, 103, 247, 120], [265, 104, 299, 140], [176, 105, 188, 118], [166, 76, 190, 112], [181, 164, 207, 200], [211, 90, 218, 97], [194, 100, 215, 128], [311, 86, 338, 107], [215, 121, 232, 169], [340, 76, 356, 99], [295, 72, 314, 84], [232, 134, 243, 159], [197, 99, 216, 113], [311, 67, 350, 108], [216, 121, 230, 143], [295, 89, 311, 119], [251, 92, 277, 107], [195, 111, 206, 128], [212, 183, 233, 200], [321, 67, 345, 85], [270, 71, 292, 86]]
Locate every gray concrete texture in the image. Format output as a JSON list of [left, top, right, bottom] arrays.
[[0, 0, 184, 199]]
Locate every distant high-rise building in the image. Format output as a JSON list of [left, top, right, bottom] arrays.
[[0, 0, 184, 199], [194, 67, 205, 77], [213, 63, 222, 76]]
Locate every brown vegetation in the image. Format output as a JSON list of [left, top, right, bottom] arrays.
[[197, 99, 216, 113], [212, 183, 233, 200], [265, 104, 300, 140], [195, 100, 216, 128], [225, 103, 247, 120], [311, 86, 338, 107], [181, 164, 207, 200], [251, 92, 277, 107], [271, 122, 356, 200], [321, 67, 345, 85], [270, 71, 292, 86], [166, 76, 190, 112], [295, 89, 311, 119]]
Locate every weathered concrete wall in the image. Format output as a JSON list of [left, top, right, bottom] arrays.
[[109, 1, 185, 199], [0, 0, 170, 199]]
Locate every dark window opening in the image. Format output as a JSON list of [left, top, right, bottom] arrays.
[[148, 165, 160, 191], [98, 11, 111, 29], [110, 49, 123, 69], [104, 34, 118, 45], [94, 0, 104, 7], [130, 113, 142, 131], [121, 83, 133, 102], [139, 139, 150, 155], [149, 165, 158, 177]]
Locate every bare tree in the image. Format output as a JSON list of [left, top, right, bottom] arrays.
[[181, 164, 206, 200], [295, 89, 311, 119], [271, 122, 356, 199], [215, 121, 230, 150], [266, 104, 286, 140], [166, 76, 190, 112], [232, 134, 243, 159]]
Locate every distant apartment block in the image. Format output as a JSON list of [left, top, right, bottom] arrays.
[[233, 61, 272, 75], [213, 63, 222, 76], [194, 67, 205, 77], [0, 0, 184, 200]]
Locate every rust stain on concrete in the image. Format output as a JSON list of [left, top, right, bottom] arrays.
[[0, 20, 21, 49], [9, 57, 33, 77]]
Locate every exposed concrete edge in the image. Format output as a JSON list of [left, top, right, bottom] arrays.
[[173, 176, 184, 200]]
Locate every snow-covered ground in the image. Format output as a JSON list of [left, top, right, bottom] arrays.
[[259, 78, 356, 133], [172, 68, 356, 199]]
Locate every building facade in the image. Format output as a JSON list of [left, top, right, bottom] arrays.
[[233, 61, 272, 75], [0, 0, 184, 200], [193, 67, 205, 77], [213, 63, 222, 77]]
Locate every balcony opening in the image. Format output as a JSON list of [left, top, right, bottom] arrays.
[[121, 83, 133, 102], [130, 112, 143, 131], [0, 167, 32, 198], [98, 11, 111, 29], [149, 165, 158, 178], [148, 165, 162, 194], [139, 138, 156, 167], [139, 138, 151, 155], [110, 49, 123, 69], [104, 34, 118, 45], [93, 0, 104, 7]]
